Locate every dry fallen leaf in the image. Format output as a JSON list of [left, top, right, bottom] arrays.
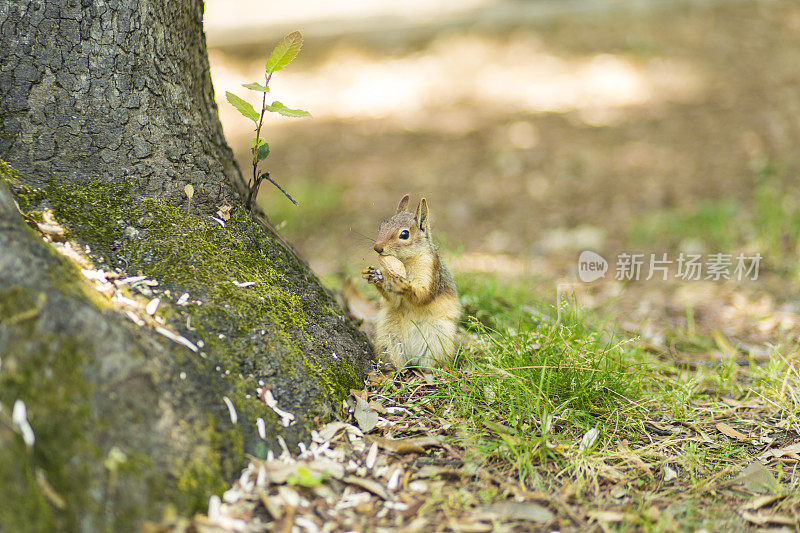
[[757, 442, 800, 463], [618, 439, 654, 479], [446, 518, 493, 533], [350, 389, 368, 401], [740, 510, 796, 526], [730, 462, 780, 494], [721, 398, 762, 409], [354, 396, 379, 433], [370, 435, 441, 455], [579, 427, 599, 454], [610, 485, 628, 499], [317, 421, 349, 442], [258, 489, 283, 520], [716, 422, 750, 441], [740, 494, 783, 511], [258, 461, 296, 485], [307, 459, 345, 480], [217, 199, 233, 221], [477, 502, 554, 523], [589, 510, 625, 522], [365, 442, 378, 470], [342, 476, 392, 501]]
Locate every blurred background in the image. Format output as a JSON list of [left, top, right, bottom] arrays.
[[205, 0, 800, 349]]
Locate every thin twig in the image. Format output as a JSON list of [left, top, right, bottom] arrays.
[[261, 172, 299, 206]]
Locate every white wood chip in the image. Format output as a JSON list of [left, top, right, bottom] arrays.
[[386, 468, 401, 491], [216, 515, 247, 531], [256, 417, 267, 440], [335, 491, 372, 510], [12, 399, 35, 447], [154, 326, 198, 352], [124, 310, 145, 327], [256, 464, 266, 487], [313, 441, 331, 458], [408, 480, 428, 493], [277, 485, 301, 507], [384, 501, 409, 512], [116, 294, 139, 308], [295, 516, 320, 532], [207, 494, 221, 520], [81, 269, 107, 282], [277, 436, 290, 458], [365, 442, 378, 470], [222, 396, 238, 424], [145, 297, 160, 316], [118, 275, 147, 285], [232, 280, 256, 288], [176, 293, 190, 305], [264, 390, 296, 427]]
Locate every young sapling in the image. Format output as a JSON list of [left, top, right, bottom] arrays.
[[225, 31, 311, 211]]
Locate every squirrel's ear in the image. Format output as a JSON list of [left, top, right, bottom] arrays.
[[396, 194, 410, 213], [415, 198, 430, 233]]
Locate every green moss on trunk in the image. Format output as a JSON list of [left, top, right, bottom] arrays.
[[21, 177, 370, 453], [1, 165, 371, 529]]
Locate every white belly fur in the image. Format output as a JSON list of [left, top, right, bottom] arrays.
[[375, 296, 459, 368]]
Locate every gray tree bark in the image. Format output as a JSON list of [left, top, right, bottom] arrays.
[[0, 0, 373, 530], [0, 0, 245, 211]]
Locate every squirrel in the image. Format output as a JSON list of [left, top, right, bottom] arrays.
[[362, 194, 462, 369]]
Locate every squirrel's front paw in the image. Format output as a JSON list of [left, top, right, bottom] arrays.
[[361, 266, 383, 285], [384, 276, 410, 294]]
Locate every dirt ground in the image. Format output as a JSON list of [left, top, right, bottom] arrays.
[[208, 0, 800, 349]]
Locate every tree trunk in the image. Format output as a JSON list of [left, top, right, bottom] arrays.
[[0, 0, 244, 211], [0, 0, 373, 530]]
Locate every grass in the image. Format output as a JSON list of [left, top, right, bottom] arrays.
[[628, 159, 800, 274], [369, 272, 800, 529], [628, 199, 742, 252], [446, 281, 647, 486]]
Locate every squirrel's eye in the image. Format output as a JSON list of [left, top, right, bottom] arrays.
[[399, 230, 410, 240]]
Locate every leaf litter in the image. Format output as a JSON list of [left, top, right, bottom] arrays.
[[151, 358, 800, 532], [156, 377, 570, 532]]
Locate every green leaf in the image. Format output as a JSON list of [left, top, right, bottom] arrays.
[[265, 101, 311, 118], [242, 82, 270, 92], [251, 138, 267, 147], [265, 31, 303, 74], [225, 92, 259, 122], [252, 141, 270, 162], [287, 464, 325, 488]]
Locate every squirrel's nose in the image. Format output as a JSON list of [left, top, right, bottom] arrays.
[[374, 244, 383, 254]]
